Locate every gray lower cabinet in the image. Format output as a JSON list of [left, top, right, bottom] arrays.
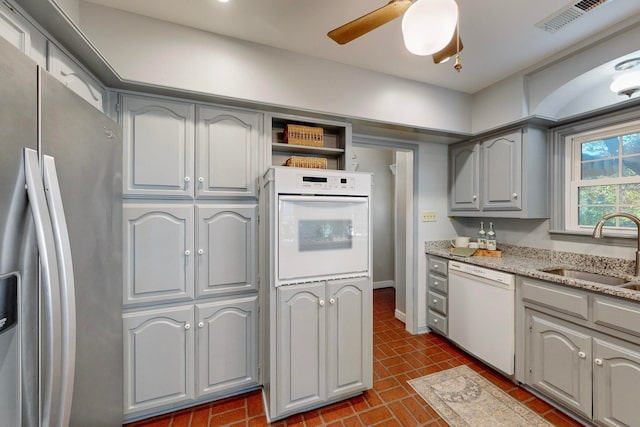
[[274, 277, 372, 419], [123, 295, 258, 417], [523, 284, 640, 426], [427, 255, 448, 336]]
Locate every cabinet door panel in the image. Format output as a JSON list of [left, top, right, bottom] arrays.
[[123, 95, 195, 198], [327, 278, 372, 399], [527, 312, 592, 418], [196, 295, 258, 397], [123, 306, 194, 415], [593, 338, 640, 427], [196, 205, 257, 297], [196, 106, 260, 198], [47, 43, 105, 111], [449, 142, 480, 211], [277, 283, 326, 415], [123, 205, 194, 305], [482, 131, 522, 210]]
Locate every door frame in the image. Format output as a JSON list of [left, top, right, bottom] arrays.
[[352, 134, 419, 334]]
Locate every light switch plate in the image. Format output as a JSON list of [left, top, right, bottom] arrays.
[[421, 210, 437, 222]]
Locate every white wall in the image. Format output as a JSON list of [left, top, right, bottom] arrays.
[[78, 2, 472, 134]]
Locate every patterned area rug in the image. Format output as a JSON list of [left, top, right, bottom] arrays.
[[408, 365, 553, 427]]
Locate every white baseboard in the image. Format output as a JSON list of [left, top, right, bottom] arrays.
[[373, 280, 395, 289], [394, 309, 406, 323]]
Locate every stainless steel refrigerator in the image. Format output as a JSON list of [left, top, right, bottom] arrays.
[[0, 36, 123, 426]]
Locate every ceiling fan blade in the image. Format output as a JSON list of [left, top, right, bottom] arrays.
[[327, 0, 412, 45]]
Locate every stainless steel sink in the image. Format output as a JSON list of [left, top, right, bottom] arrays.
[[618, 283, 640, 291], [541, 268, 628, 286]]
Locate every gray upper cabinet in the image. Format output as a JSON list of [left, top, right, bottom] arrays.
[[47, 42, 105, 112], [526, 310, 592, 418], [482, 131, 522, 211], [195, 204, 257, 298], [449, 126, 548, 218], [123, 305, 195, 415], [195, 295, 259, 398], [122, 94, 195, 199], [196, 106, 260, 199], [123, 204, 195, 306], [449, 141, 480, 211], [0, 1, 46, 67]]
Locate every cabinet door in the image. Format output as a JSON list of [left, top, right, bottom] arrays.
[[195, 204, 257, 298], [123, 204, 194, 306], [482, 130, 522, 210], [122, 95, 195, 198], [47, 42, 105, 111], [123, 305, 195, 415], [277, 283, 326, 415], [196, 106, 260, 198], [327, 278, 372, 399], [526, 311, 592, 418], [195, 295, 258, 398], [593, 337, 640, 427], [0, 2, 46, 66], [449, 141, 480, 211]]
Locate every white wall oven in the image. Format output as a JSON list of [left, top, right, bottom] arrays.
[[271, 167, 371, 285]]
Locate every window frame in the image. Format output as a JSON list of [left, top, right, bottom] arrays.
[[549, 106, 640, 239]]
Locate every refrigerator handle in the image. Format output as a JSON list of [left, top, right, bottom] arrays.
[[43, 155, 76, 427], [24, 148, 63, 427]]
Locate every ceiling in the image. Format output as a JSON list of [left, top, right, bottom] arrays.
[[82, 0, 640, 94]]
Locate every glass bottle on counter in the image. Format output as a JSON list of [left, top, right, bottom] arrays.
[[487, 222, 497, 250], [477, 221, 487, 249]]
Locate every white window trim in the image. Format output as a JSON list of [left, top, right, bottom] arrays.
[[563, 119, 640, 236]]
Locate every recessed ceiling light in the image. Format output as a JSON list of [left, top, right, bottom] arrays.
[[217, 0, 230, 3]]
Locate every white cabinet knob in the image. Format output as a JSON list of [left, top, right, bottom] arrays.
[[472, 195, 477, 201], [319, 300, 325, 306], [198, 177, 204, 183], [578, 351, 586, 359], [594, 358, 603, 366], [433, 319, 438, 323], [434, 281, 439, 285], [434, 265, 439, 269], [198, 249, 204, 255], [198, 322, 204, 328], [330, 298, 336, 304], [512, 193, 519, 199], [184, 323, 191, 330], [185, 250, 191, 256], [184, 176, 191, 182], [433, 299, 438, 303]]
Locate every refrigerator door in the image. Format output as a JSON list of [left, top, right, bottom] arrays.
[[40, 69, 123, 426], [0, 37, 39, 427]]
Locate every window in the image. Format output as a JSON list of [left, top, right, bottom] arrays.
[[565, 120, 640, 234]]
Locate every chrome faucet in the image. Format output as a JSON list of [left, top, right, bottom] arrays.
[[592, 212, 640, 276]]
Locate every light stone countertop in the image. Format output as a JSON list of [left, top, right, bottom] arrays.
[[425, 241, 640, 302]]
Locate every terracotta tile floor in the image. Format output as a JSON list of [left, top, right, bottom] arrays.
[[125, 288, 585, 427]]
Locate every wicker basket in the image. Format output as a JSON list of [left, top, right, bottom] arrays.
[[284, 156, 328, 169], [283, 124, 324, 147]]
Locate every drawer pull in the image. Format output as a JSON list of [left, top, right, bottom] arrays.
[[594, 358, 603, 366], [433, 318, 438, 323], [578, 351, 586, 359], [433, 299, 438, 303]]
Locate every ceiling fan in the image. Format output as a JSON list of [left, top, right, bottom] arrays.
[[327, 0, 463, 65]]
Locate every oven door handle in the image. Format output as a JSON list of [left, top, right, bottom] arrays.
[[279, 195, 368, 203]]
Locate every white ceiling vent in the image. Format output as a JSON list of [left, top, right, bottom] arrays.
[[536, 0, 611, 33]]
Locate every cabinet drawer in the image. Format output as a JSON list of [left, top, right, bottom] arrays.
[[428, 257, 448, 276], [593, 295, 640, 338], [428, 291, 447, 315], [428, 310, 448, 335], [521, 278, 588, 320], [429, 273, 448, 294]]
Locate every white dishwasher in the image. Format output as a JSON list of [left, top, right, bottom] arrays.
[[448, 260, 515, 375]]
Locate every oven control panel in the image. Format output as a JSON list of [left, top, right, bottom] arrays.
[[271, 167, 371, 196]]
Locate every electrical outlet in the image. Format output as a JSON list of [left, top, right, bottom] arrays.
[[421, 210, 437, 222]]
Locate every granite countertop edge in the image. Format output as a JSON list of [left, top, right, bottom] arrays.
[[425, 241, 640, 303]]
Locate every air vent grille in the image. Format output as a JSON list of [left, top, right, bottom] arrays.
[[536, 0, 610, 33]]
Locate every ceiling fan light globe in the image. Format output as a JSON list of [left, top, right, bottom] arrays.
[[401, 0, 458, 56]]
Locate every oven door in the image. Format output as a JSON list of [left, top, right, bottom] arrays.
[[278, 195, 369, 284]]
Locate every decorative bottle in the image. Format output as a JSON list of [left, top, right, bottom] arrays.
[[477, 221, 487, 249], [487, 222, 497, 251]]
